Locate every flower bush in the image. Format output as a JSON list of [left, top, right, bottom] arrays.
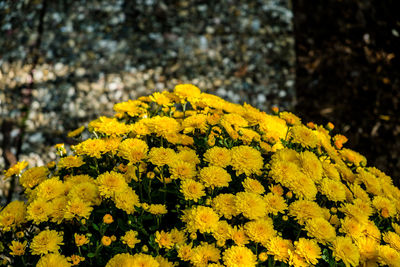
[[1, 84, 400, 266]]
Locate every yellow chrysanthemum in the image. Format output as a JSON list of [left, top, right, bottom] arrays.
[[264, 192, 288, 215], [244, 218, 276, 244], [290, 125, 319, 149], [145, 116, 180, 138], [298, 150, 323, 182], [280, 111, 301, 125], [212, 193, 239, 219], [294, 238, 321, 265], [180, 179, 206, 202], [383, 231, 400, 252], [67, 125, 85, 138], [288, 200, 325, 225], [378, 245, 400, 266], [231, 145, 263, 176], [331, 236, 360, 267], [0, 200, 26, 231], [148, 147, 176, 166], [121, 230, 140, 249], [266, 236, 293, 263], [177, 148, 200, 165], [235, 191, 267, 220], [242, 177, 265, 194], [199, 166, 231, 188], [148, 204, 168, 215], [340, 148, 367, 167], [155, 230, 174, 249], [30, 230, 64, 255], [319, 178, 347, 202], [68, 182, 99, 204], [113, 99, 149, 117], [203, 146, 231, 168], [169, 160, 197, 180], [114, 187, 140, 214], [181, 206, 219, 234], [74, 233, 89, 247], [58, 155, 85, 169], [230, 226, 250, 246], [3, 161, 28, 178], [182, 114, 208, 134], [222, 246, 257, 267], [88, 116, 131, 136], [19, 166, 48, 189], [177, 243, 193, 261], [9, 240, 27, 256], [118, 138, 148, 165], [72, 138, 107, 158], [305, 217, 336, 244], [174, 84, 202, 101], [149, 91, 172, 106], [190, 242, 221, 267], [36, 253, 71, 267], [96, 171, 128, 198], [372, 196, 396, 218], [64, 197, 93, 220], [212, 220, 233, 242], [27, 198, 52, 224], [36, 177, 65, 201]]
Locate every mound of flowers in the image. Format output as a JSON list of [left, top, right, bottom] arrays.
[[1, 84, 400, 266]]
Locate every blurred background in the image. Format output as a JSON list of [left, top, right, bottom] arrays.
[[0, 0, 399, 202]]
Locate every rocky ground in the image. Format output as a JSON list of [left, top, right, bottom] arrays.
[[0, 0, 295, 202]]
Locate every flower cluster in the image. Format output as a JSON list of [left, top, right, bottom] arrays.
[[1, 84, 400, 266]]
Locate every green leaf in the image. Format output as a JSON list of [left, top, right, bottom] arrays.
[[87, 253, 95, 258], [92, 223, 99, 231]]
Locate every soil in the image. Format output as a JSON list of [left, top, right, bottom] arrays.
[[293, 0, 400, 185]]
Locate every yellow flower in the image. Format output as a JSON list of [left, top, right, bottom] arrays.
[[177, 243, 193, 261], [68, 182, 99, 205], [121, 230, 141, 249], [290, 125, 319, 149], [319, 178, 347, 202], [58, 155, 85, 169], [96, 171, 128, 199], [222, 246, 257, 267], [331, 236, 360, 267], [31, 230, 64, 255], [177, 147, 200, 165], [212, 220, 233, 242], [180, 179, 206, 202], [67, 126, 85, 138], [118, 138, 148, 165], [27, 198, 52, 224], [230, 226, 249, 246], [113, 99, 149, 117], [106, 253, 135, 267], [190, 242, 221, 266], [203, 146, 231, 168], [149, 91, 172, 106], [235, 192, 267, 220], [148, 147, 176, 166], [0, 200, 26, 231], [37, 253, 71, 267], [174, 84, 202, 101], [199, 166, 231, 188], [103, 214, 114, 224], [298, 150, 323, 182], [181, 205, 219, 234], [9, 240, 27, 256], [378, 245, 400, 266], [3, 161, 28, 178], [74, 233, 89, 247], [148, 204, 168, 215], [266, 236, 293, 263], [114, 187, 140, 214], [145, 116, 180, 138], [72, 138, 107, 158], [280, 111, 301, 126], [36, 177, 65, 201], [288, 200, 325, 225], [383, 231, 400, 252], [19, 166, 48, 189], [294, 238, 321, 265], [88, 116, 131, 137], [230, 145, 263, 176], [305, 217, 336, 244], [212, 193, 239, 219], [155, 230, 174, 249], [64, 197, 93, 220], [263, 193, 288, 215], [68, 254, 85, 265], [102, 236, 112, 246], [339, 216, 365, 240], [244, 218, 276, 244], [333, 134, 348, 149], [169, 160, 197, 180], [242, 177, 265, 194], [340, 148, 366, 166], [182, 114, 208, 134], [372, 196, 396, 218]]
